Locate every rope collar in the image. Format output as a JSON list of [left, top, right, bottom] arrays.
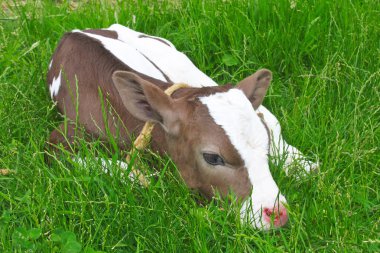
[[127, 83, 190, 186]]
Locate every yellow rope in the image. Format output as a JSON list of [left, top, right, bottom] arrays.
[[0, 169, 15, 176], [163, 83, 189, 96], [126, 83, 189, 187]]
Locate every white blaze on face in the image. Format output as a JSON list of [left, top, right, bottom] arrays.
[[50, 70, 62, 99], [199, 89, 286, 230]]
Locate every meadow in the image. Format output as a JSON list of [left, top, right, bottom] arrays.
[[0, 0, 379, 252]]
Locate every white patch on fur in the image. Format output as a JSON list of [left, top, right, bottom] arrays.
[[257, 105, 319, 174], [109, 24, 176, 48], [72, 30, 166, 82], [49, 59, 53, 70], [107, 24, 217, 87], [50, 70, 62, 99], [200, 89, 286, 230]]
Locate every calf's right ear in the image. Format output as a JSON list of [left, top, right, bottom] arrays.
[[112, 71, 179, 135], [237, 69, 272, 110]]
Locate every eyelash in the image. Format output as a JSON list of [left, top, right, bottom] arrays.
[[202, 153, 225, 166]]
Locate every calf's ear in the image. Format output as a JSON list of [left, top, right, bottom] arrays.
[[112, 71, 179, 135], [237, 69, 272, 109]]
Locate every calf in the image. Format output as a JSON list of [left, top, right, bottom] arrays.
[[47, 24, 317, 230]]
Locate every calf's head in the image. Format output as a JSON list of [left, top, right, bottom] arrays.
[[112, 69, 288, 230]]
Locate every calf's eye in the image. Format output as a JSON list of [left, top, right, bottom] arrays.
[[203, 153, 225, 166]]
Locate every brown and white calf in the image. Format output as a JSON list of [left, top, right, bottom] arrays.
[[47, 24, 317, 230]]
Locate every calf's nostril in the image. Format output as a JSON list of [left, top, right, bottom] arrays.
[[263, 208, 273, 217]]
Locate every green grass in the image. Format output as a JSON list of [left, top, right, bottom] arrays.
[[0, 0, 379, 252]]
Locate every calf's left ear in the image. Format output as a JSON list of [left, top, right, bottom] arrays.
[[112, 70, 180, 135], [237, 69, 272, 109]]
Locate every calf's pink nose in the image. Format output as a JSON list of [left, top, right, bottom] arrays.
[[263, 205, 288, 227]]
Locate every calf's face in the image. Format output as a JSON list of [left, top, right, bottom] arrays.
[[112, 69, 288, 230]]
